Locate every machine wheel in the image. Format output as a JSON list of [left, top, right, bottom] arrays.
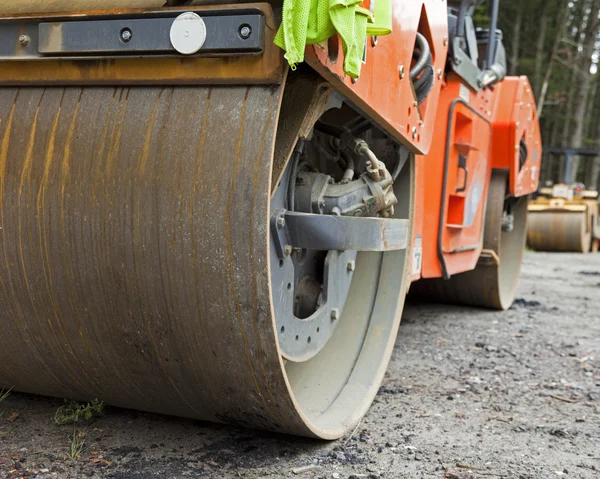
[[0, 81, 413, 439], [411, 171, 528, 310], [527, 211, 592, 253]]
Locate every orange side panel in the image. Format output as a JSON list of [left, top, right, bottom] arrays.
[[305, 0, 448, 155], [416, 76, 494, 280], [490, 76, 542, 197]]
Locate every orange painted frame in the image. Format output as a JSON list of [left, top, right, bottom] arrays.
[[305, 0, 448, 155], [490, 77, 542, 197], [412, 75, 541, 281], [416, 77, 495, 280]]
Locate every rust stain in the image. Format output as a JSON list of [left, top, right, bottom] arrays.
[[99, 88, 122, 176], [18, 90, 42, 201], [33, 90, 98, 394], [36, 91, 71, 362], [105, 88, 130, 173], [247, 93, 277, 405], [37, 90, 63, 212], [85, 88, 137, 396], [61, 89, 83, 191], [1, 90, 67, 389], [94, 90, 118, 177], [224, 87, 277, 421], [17, 92, 45, 342], [58, 89, 106, 387], [0, 93, 17, 177], [188, 87, 222, 408], [138, 90, 163, 175], [137, 87, 200, 416], [0, 90, 29, 385], [129, 90, 166, 382]]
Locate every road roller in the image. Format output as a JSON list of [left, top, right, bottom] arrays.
[[0, 0, 540, 439], [528, 184, 600, 253]]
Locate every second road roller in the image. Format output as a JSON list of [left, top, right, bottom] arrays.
[[528, 183, 600, 253], [0, 0, 541, 438]]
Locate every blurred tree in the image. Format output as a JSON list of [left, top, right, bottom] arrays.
[[496, 0, 600, 187]]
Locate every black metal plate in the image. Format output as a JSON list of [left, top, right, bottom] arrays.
[[0, 11, 263, 60]]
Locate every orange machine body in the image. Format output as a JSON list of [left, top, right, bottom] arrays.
[[306, 0, 448, 154], [0, 0, 542, 285], [305, 0, 542, 282], [416, 74, 541, 280]]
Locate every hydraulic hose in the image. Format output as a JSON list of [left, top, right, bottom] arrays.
[[340, 150, 355, 183], [414, 61, 434, 104], [314, 120, 344, 138], [410, 32, 431, 81]]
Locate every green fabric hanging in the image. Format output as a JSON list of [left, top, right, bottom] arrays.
[[274, 0, 390, 79]]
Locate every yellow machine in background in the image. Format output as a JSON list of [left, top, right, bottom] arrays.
[[528, 184, 600, 253]]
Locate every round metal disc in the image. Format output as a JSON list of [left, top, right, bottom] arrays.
[[169, 12, 206, 55]]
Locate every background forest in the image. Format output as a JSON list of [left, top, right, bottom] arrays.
[[491, 0, 600, 188]]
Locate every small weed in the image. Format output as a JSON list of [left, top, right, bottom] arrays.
[[0, 387, 12, 402], [55, 399, 104, 426], [69, 427, 86, 460]]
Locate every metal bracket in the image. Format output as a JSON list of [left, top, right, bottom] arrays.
[[270, 209, 292, 259], [477, 249, 500, 267], [270, 209, 409, 258], [450, 37, 482, 92]]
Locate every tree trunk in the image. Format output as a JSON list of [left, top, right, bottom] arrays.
[[534, 1, 550, 98], [537, 0, 571, 116], [509, 2, 524, 76], [584, 80, 598, 138], [568, 0, 600, 183], [560, 67, 580, 146], [545, 114, 562, 185], [559, 0, 588, 146], [590, 158, 600, 190], [591, 98, 600, 190], [584, 156, 599, 189]]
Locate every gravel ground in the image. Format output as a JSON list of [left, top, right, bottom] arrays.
[[1, 252, 599, 479]]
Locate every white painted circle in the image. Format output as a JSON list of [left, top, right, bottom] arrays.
[[170, 12, 207, 55]]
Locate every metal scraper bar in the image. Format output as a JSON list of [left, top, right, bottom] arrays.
[[271, 209, 409, 255]]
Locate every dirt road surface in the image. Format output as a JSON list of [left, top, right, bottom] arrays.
[[1, 252, 599, 479]]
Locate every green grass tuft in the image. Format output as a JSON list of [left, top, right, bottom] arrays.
[[69, 428, 86, 460], [0, 387, 12, 402]]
